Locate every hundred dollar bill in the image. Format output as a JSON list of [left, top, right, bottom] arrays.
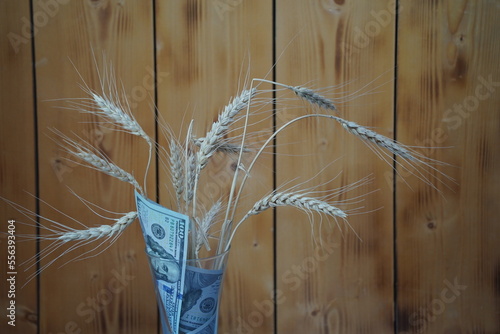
[[179, 265, 225, 333], [135, 191, 189, 334]]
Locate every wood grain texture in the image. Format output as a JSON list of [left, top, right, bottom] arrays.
[[0, 1, 499, 333], [275, 1, 396, 333], [396, 0, 500, 333], [0, 1, 38, 333], [155, 1, 274, 332], [32, 1, 157, 333]]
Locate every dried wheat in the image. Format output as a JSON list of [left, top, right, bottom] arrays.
[[169, 140, 184, 206], [194, 137, 250, 154], [224, 192, 347, 249], [58, 211, 137, 242], [184, 149, 197, 204], [58, 133, 142, 191], [196, 201, 222, 254], [246, 192, 346, 220], [89, 92, 152, 145], [253, 79, 337, 111], [196, 88, 257, 171], [288, 85, 337, 111], [331, 116, 414, 160]]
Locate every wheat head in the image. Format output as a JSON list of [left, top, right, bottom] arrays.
[[58, 211, 137, 242], [196, 88, 257, 171]]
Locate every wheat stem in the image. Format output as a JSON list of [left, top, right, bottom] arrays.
[[223, 112, 416, 250], [228, 114, 325, 224], [218, 84, 259, 255]]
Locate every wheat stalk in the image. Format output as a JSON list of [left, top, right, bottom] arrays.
[[254, 80, 412, 160], [29, 69, 450, 266], [58, 211, 137, 242], [193, 88, 257, 239], [219, 110, 414, 251]]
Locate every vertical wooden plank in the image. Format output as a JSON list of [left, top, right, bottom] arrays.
[[0, 1, 38, 333], [396, 1, 500, 333], [397, 1, 500, 333], [33, 1, 157, 333], [156, 1, 274, 333], [276, 1, 396, 332]]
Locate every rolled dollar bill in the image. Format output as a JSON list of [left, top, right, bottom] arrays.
[[136, 191, 189, 333]]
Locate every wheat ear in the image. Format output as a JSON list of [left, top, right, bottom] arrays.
[[288, 86, 337, 111], [2, 190, 138, 286], [169, 140, 184, 208], [226, 193, 346, 248], [56, 132, 142, 192], [196, 88, 257, 171], [71, 60, 154, 195], [58, 211, 137, 242], [195, 200, 222, 255], [254, 79, 337, 111], [222, 112, 411, 250], [91, 92, 155, 195], [228, 114, 414, 217], [80, 89, 152, 144], [248, 192, 346, 219], [253, 80, 411, 159], [330, 116, 414, 159], [193, 88, 257, 242], [184, 148, 197, 205], [67, 54, 151, 144]]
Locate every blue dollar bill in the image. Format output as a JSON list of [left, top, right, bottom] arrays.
[[135, 191, 189, 333], [179, 266, 224, 333]]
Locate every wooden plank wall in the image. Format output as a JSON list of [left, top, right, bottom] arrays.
[[155, 1, 274, 332], [31, 1, 158, 333], [275, 0, 395, 332], [0, 1, 498, 334], [396, 1, 500, 333], [0, 1, 38, 333]]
